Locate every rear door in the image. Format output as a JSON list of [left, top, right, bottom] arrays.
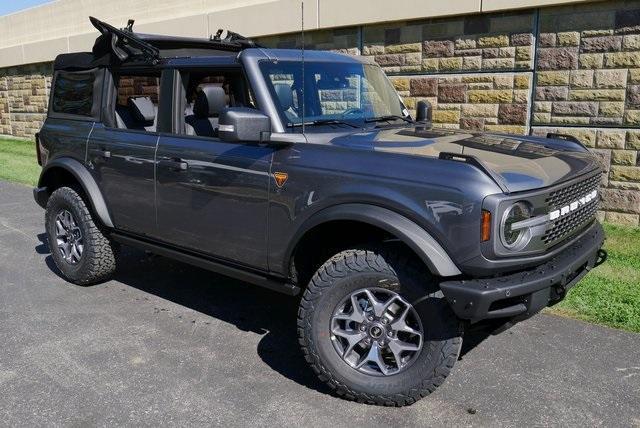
[[154, 68, 274, 270], [87, 69, 162, 237]]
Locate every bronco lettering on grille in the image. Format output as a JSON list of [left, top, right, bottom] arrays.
[[549, 190, 598, 221]]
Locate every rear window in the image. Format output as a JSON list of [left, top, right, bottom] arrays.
[[51, 70, 97, 116]]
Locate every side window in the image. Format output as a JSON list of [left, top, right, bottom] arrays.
[[181, 71, 252, 137], [51, 70, 98, 117], [112, 73, 160, 132]]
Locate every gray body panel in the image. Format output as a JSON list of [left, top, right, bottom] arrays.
[[325, 127, 599, 193], [155, 134, 274, 270], [267, 138, 500, 275], [87, 124, 158, 236]]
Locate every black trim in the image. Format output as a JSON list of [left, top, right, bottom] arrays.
[[111, 232, 300, 296], [546, 133, 588, 150], [440, 221, 605, 322], [90, 16, 160, 64], [33, 187, 48, 208], [283, 203, 462, 277], [37, 157, 114, 228]]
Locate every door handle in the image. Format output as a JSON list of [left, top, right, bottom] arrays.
[[92, 149, 111, 159], [159, 159, 189, 171]]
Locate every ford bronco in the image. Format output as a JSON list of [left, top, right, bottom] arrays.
[[33, 18, 606, 406]]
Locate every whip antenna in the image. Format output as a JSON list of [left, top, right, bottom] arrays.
[[301, 0, 305, 134]]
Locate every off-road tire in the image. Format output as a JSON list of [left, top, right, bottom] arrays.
[[45, 186, 117, 284], [298, 247, 462, 406]]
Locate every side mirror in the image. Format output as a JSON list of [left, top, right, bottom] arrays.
[[218, 108, 271, 143], [415, 100, 433, 125]]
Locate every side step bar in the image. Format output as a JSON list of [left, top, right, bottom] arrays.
[[111, 233, 300, 296]]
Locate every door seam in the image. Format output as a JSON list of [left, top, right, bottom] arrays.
[[153, 135, 160, 228]]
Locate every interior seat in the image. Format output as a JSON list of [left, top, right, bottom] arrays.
[[273, 83, 297, 121], [115, 96, 157, 131], [185, 85, 227, 137]]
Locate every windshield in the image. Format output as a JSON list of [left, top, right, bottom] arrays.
[[259, 60, 407, 127]]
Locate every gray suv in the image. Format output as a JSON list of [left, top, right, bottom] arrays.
[[33, 18, 606, 406]]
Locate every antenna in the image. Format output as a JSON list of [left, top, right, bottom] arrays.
[[125, 19, 135, 32], [301, 0, 305, 134]]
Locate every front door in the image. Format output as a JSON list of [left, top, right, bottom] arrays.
[[155, 135, 274, 270]]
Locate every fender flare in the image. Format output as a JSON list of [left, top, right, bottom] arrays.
[[38, 157, 114, 228], [285, 203, 461, 277]]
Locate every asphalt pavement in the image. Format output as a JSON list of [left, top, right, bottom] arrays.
[[0, 180, 638, 427]]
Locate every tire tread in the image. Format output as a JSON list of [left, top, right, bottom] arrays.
[[45, 186, 116, 284]]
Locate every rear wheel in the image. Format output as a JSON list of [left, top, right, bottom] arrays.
[[45, 186, 117, 284], [298, 247, 462, 406]]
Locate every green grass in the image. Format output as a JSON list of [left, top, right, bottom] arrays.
[[0, 135, 638, 332], [0, 137, 40, 186], [547, 223, 640, 333]]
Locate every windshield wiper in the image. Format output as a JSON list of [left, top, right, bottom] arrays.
[[288, 119, 359, 128], [365, 115, 414, 124]]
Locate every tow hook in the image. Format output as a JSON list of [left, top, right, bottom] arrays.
[[594, 249, 608, 268]]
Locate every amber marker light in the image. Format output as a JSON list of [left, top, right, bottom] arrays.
[[481, 210, 491, 242]]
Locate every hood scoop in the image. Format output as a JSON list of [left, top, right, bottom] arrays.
[[438, 152, 510, 193]]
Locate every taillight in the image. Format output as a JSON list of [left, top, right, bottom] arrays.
[[481, 210, 491, 242]]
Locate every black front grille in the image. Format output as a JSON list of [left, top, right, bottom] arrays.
[[545, 173, 601, 210], [542, 173, 601, 246]]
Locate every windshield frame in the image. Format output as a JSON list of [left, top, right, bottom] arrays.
[[257, 59, 410, 131]]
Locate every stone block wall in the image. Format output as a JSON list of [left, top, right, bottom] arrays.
[[117, 76, 160, 105], [391, 73, 532, 134], [533, 29, 640, 128], [1, 0, 639, 224], [257, 27, 360, 55], [361, 12, 536, 74], [0, 63, 51, 138]]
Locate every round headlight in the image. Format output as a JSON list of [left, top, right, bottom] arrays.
[[500, 201, 532, 250]]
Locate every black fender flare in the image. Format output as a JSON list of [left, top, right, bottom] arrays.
[[285, 203, 461, 277], [37, 157, 114, 228]]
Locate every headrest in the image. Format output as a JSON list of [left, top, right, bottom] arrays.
[[194, 84, 227, 118], [273, 83, 293, 110], [128, 97, 155, 124]]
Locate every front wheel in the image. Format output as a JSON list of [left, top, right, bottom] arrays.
[[298, 248, 462, 406], [45, 186, 117, 285]]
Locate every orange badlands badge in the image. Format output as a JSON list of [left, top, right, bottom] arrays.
[[273, 172, 288, 188]]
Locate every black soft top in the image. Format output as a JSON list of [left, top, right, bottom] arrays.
[[54, 17, 258, 71], [53, 52, 111, 71]]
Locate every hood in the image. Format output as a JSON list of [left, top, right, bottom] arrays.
[[328, 127, 601, 193]]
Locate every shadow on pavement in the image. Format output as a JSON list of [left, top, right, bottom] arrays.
[[36, 232, 330, 395], [36, 232, 498, 393]]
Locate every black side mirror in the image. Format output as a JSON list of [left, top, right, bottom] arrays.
[[218, 108, 271, 143], [415, 100, 433, 125]]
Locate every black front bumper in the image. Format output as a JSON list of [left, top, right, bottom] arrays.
[[440, 222, 606, 323]]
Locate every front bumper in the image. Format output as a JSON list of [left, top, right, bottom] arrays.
[[440, 221, 606, 323]]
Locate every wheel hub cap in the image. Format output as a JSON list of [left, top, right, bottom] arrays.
[[369, 325, 383, 339], [330, 287, 423, 376], [54, 209, 84, 265]]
